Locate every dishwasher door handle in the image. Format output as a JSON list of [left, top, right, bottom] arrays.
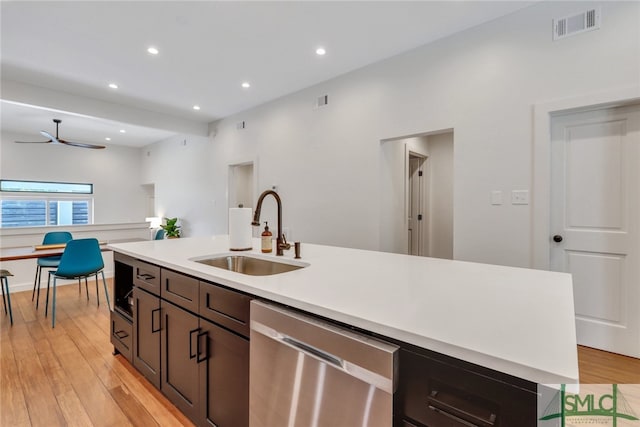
[[281, 336, 343, 368]]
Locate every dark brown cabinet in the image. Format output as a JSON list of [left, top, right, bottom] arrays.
[[161, 300, 201, 421], [111, 253, 250, 427], [395, 348, 537, 427], [199, 318, 249, 427], [111, 309, 133, 361], [133, 287, 161, 388]]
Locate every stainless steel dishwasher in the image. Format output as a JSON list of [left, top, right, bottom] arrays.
[[250, 300, 398, 427]]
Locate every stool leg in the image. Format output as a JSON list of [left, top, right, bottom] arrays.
[[95, 273, 100, 306], [101, 271, 111, 310], [1, 277, 7, 315], [85, 277, 89, 301], [32, 265, 40, 301], [3, 277, 13, 325], [52, 277, 57, 328], [45, 272, 51, 317]]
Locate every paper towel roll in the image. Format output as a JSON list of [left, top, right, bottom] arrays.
[[229, 208, 253, 251]]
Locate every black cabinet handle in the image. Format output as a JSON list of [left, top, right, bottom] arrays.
[[428, 405, 480, 427], [427, 390, 496, 427], [197, 330, 208, 363], [151, 308, 161, 333], [189, 328, 201, 359], [137, 273, 155, 280], [114, 330, 129, 339], [553, 235, 563, 243]]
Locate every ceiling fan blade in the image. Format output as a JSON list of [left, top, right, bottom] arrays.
[[15, 139, 54, 144], [40, 130, 61, 143], [59, 139, 106, 149]]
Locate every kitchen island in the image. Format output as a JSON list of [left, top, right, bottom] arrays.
[[108, 235, 578, 426]]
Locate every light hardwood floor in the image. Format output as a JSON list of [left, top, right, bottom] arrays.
[[1, 281, 639, 426]]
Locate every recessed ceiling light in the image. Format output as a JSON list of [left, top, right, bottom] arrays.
[[119, 129, 126, 134], [241, 82, 251, 89], [193, 105, 201, 110], [316, 47, 326, 56], [147, 46, 159, 55], [108, 83, 118, 89], [105, 137, 111, 141]]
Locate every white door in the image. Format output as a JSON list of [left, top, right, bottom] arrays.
[[408, 154, 425, 256], [550, 104, 640, 357]]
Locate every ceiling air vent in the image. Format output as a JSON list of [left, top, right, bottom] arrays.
[[553, 7, 600, 41], [315, 95, 328, 108]]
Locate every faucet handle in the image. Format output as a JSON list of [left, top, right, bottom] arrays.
[[280, 234, 292, 250]]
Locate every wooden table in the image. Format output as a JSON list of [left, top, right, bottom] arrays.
[[0, 239, 143, 262]]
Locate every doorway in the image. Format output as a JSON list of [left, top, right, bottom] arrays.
[[228, 162, 254, 210], [550, 104, 639, 357], [379, 130, 453, 258]]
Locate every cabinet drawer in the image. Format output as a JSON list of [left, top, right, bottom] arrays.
[[132, 260, 161, 296], [199, 281, 251, 337], [111, 310, 133, 362], [399, 349, 536, 427], [161, 269, 199, 313]]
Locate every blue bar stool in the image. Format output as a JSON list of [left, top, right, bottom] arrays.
[[45, 238, 111, 328], [1, 269, 14, 325], [33, 231, 75, 309]]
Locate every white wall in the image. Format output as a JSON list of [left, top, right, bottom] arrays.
[[140, 134, 215, 237], [203, 1, 638, 267], [0, 131, 147, 224]]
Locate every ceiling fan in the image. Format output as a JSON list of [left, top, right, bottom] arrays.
[[15, 119, 106, 149]]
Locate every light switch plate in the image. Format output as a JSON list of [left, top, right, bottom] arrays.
[[511, 190, 530, 205], [491, 190, 503, 205]]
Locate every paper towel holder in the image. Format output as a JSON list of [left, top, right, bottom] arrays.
[[229, 206, 253, 251]]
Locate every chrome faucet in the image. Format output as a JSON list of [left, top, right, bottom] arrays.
[[252, 190, 290, 256]]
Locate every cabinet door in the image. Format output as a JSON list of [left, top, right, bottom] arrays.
[[133, 287, 161, 388], [199, 318, 249, 427], [161, 300, 200, 422]]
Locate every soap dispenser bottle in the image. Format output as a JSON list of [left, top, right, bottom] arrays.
[[261, 222, 273, 253]]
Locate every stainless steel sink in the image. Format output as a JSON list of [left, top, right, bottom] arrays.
[[192, 254, 307, 276]]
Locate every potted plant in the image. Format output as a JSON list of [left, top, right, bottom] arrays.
[[160, 217, 181, 238]]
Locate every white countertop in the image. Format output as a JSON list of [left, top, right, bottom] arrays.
[[108, 236, 579, 385]]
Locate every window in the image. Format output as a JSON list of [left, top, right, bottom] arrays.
[[0, 180, 93, 228]]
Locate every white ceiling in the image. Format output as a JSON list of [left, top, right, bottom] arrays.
[[1, 1, 535, 148]]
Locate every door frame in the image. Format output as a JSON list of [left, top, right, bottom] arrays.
[[531, 85, 640, 269], [407, 151, 427, 256]]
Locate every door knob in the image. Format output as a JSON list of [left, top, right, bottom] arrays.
[[553, 235, 563, 243]]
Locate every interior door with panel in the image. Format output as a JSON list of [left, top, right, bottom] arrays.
[[550, 104, 640, 357], [133, 287, 161, 388]]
